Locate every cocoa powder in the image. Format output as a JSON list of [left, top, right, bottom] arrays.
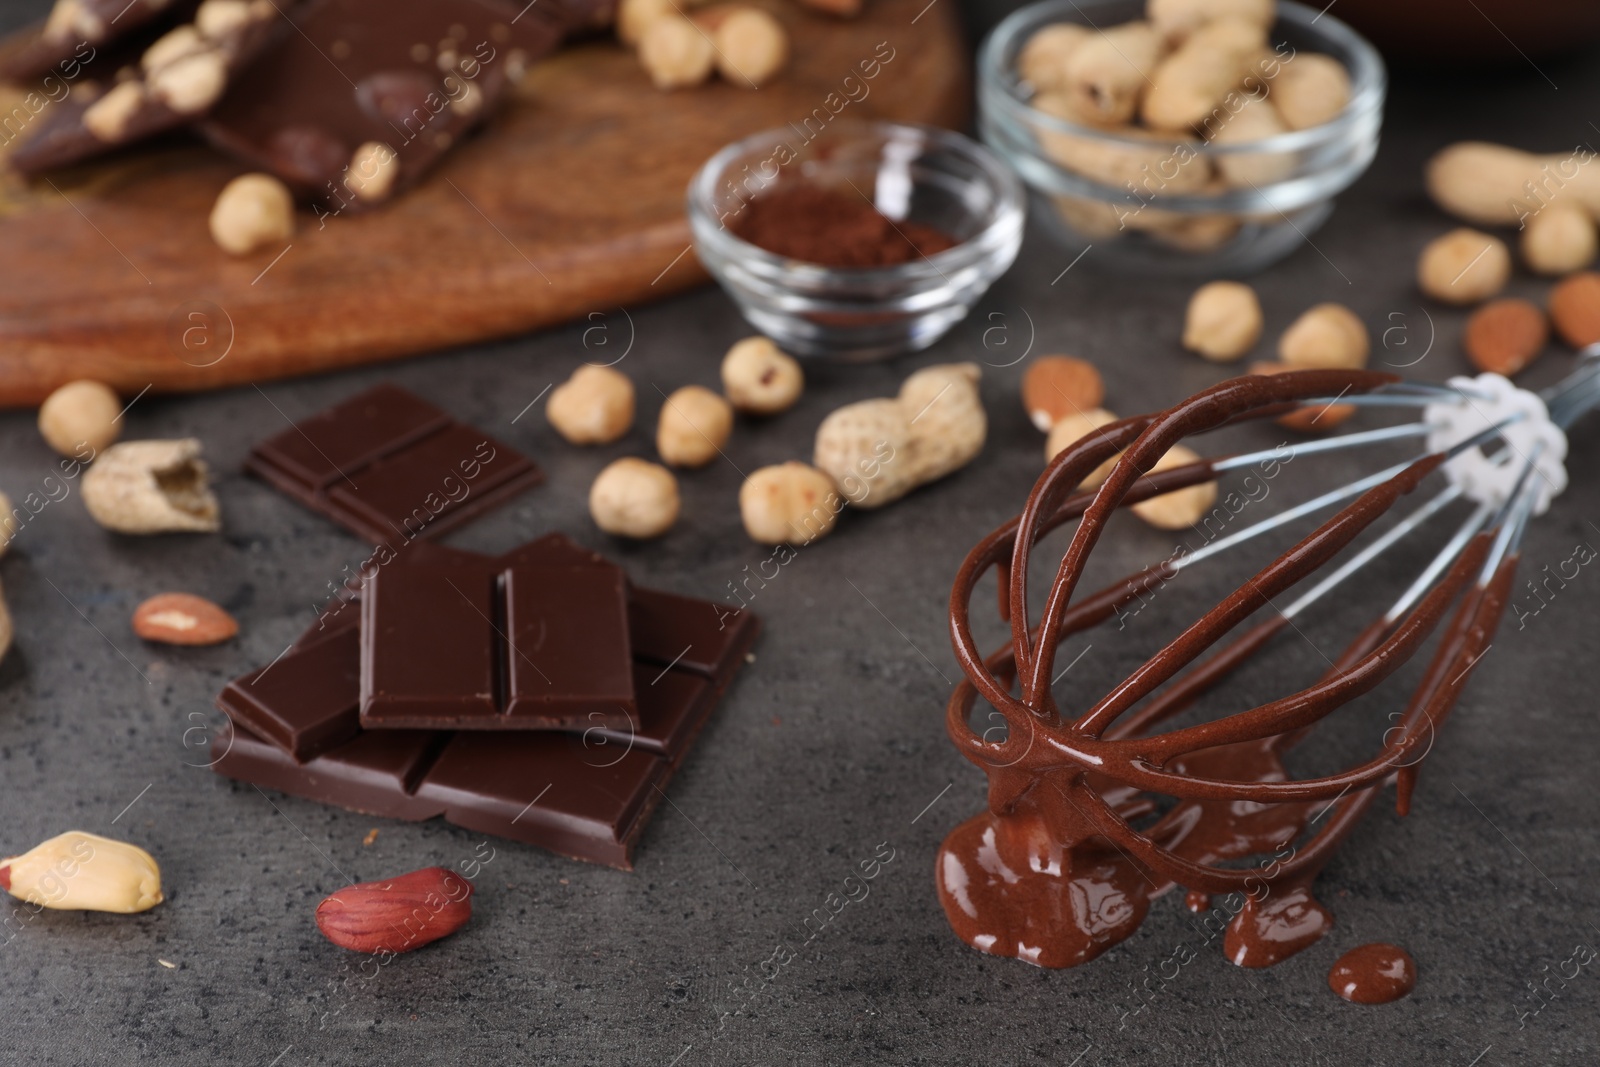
[[728, 184, 959, 267]]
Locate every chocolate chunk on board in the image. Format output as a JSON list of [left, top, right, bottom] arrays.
[[198, 0, 564, 209], [9, 0, 302, 174], [245, 382, 542, 545]]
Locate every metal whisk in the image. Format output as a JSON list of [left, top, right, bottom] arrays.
[[936, 350, 1600, 971]]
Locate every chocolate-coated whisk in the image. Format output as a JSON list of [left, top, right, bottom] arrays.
[[936, 352, 1599, 971]]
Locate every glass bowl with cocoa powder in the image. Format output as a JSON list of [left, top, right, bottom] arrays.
[[688, 121, 1025, 361], [978, 0, 1385, 274]]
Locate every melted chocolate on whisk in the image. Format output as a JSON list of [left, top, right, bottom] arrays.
[[937, 370, 1515, 995]]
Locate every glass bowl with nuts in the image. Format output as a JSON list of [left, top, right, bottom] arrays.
[[978, 0, 1385, 274], [688, 120, 1026, 362]]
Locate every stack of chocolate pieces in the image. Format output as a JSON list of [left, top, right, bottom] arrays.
[[215, 381, 757, 869], [213, 535, 759, 869]]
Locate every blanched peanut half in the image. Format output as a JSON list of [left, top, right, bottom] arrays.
[[589, 458, 680, 538], [1018, 22, 1090, 94], [1148, 0, 1273, 44], [1522, 204, 1597, 276], [1033, 93, 1211, 194], [739, 462, 840, 545], [1271, 53, 1350, 130], [1182, 280, 1262, 362], [1058, 20, 1165, 126], [1045, 408, 1121, 487], [1129, 444, 1217, 530], [1278, 303, 1369, 370], [1417, 228, 1511, 305], [657, 385, 733, 467], [1142, 18, 1266, 132]]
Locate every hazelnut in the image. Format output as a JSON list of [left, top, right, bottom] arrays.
[[83, 80, 144, 141], [739, 462, 840, 545], [618, 0, 676, 45], [1462, 299, 1548, 377], [1278, 303, 1369, 370], [1021, 355, 1104, 431], [347, 141, 399, 203], [148, 48, 228, 114], [657, 385, 733, 468], [638, 15, 714, 89], [1250, 361, 1355, 432], [1044, 408, 1121, 487], [589, 457, 680, 538], [721, 336, 803, 414], [707, 7, 787, 87], [1129, 444, 1218, 530], [1521, 204, 1597, 277], [1182, 281, 1262, 362], [1417, 228, 1511, 305], [209, 173, 293, 255], [546, 365, 635, 444], [39, 380, 123, 457]]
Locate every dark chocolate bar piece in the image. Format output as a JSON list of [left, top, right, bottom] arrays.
[[361, 560, 500, 727], [217, 623, 362, 761], [413, 732, 669, 869], [629, 587, 757, 687], [213, 718, 448, 821], [0, 0, 199, 82], [199, 0, 564, 207], [9, 0, 299, 175], [502, 564, 636, 727], [245, 383, 543, 545]]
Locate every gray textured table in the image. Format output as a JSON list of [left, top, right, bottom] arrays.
[[3, 3, 1599, 1064]]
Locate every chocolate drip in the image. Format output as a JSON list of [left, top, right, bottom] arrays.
[[937, 370, 1514, 985]]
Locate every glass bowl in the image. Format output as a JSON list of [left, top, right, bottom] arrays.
[[688, 121, 1026, 362], [978, 0, 1386, 275]]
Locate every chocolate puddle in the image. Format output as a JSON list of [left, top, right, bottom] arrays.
[[1328, 943, 1417, 1003], [937, 370, 1515, 992]]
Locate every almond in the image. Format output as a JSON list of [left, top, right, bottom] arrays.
[[132, 593, 238, 645], [1021, 355, 1105, 431], [1249, 362, 1356, 432], [1463, 298, 1548, 376], [315, 866, 473, 955], [1548, 271, 1600, 348]]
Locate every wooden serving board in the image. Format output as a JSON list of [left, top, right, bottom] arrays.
[[0, 0, 968, 408]]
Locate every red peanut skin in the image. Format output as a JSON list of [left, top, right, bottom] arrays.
[[315, 866, 473, 954]]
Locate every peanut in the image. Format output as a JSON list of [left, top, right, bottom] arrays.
[[1270, 53, 1350, 130], [1426, 142, 1600, 228], [897, 362, 986, 485], [347, 141, 399, 203], [1021, 355, 1104, 430], [148, 47, 227, 113], [1129, 444, 1218, 529], [617, 0, 676, 45], [1058, 20, 1166, 126], [316, 866, 472, 955], [721, 336, 803, 414], [132, 592, 239, 645], [142, 25, 205, 73], [1142, 18, 1266, 132], [1278, 303, 1368, 370], [1250, 361, 1355, 432], [657, 385, 733, 467], [1033, 94, 1211, 192], [739, 462, 840, 545], [1208, 92, 1293, 187], [1417, 228, 1511, 305], [0, 493, 15, 559], [698, 6, 787, 87], [546, 365, 635, 444], [209, 173, 293, 255], [1548, 272, 1600, 348], [589, 457, 680, 538], [82, 439, 221, 534], [83, 80, 144, 140], [1045, 408, 1121, 487], [1018, 23, 1090, 94], [1147, 0, 1273, 43], [39, 379, 123, 457], [1183, 280, 1261, 361], [1522, 204, 1597, 276], [0, 831, 163, 913], [638, 15, 714, 89], [813, 398, 917, 508]]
